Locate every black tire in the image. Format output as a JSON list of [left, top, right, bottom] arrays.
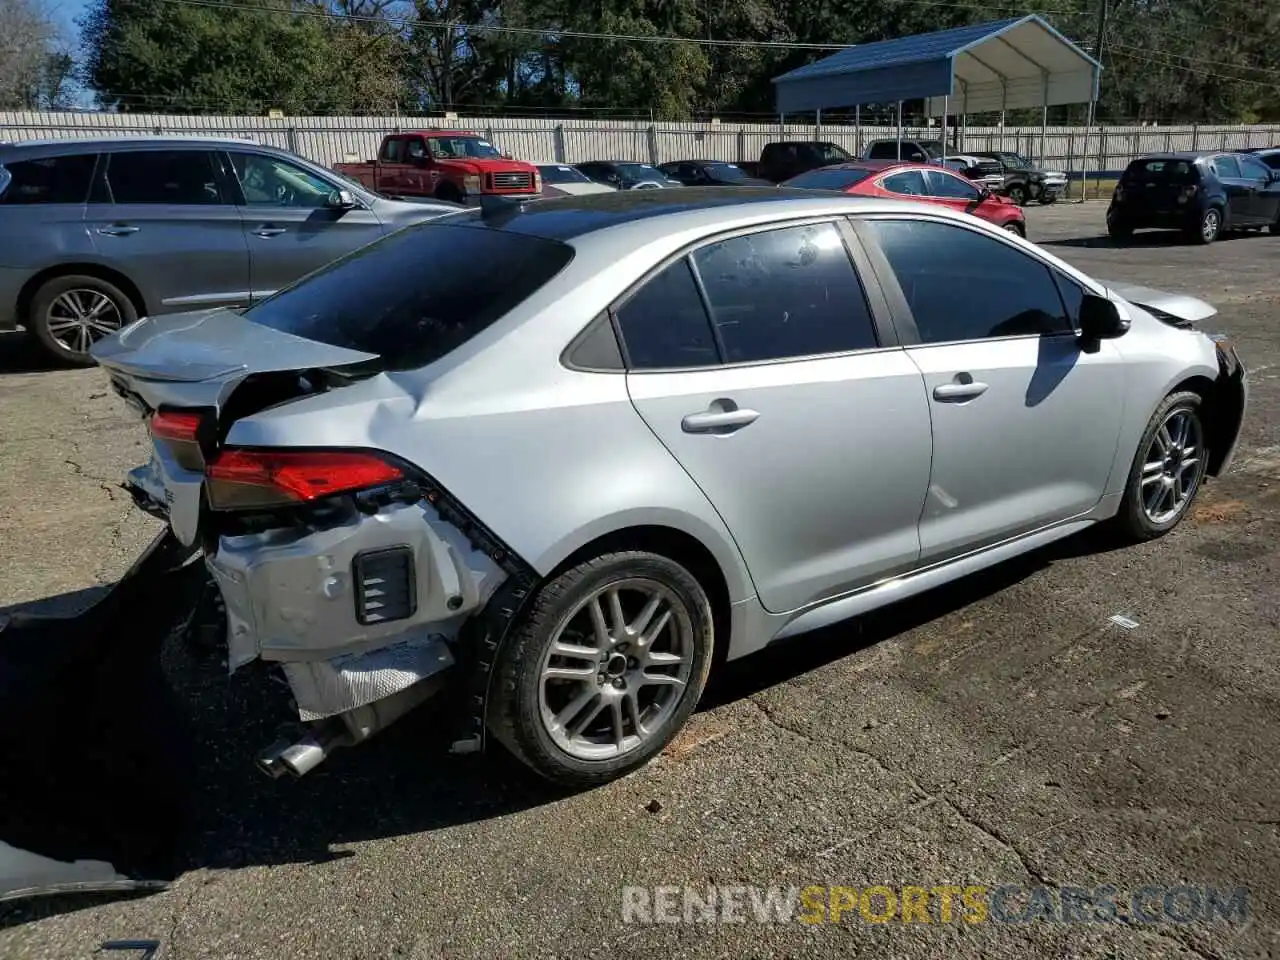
[[1107, 211, 1132, 243], [1270, 211, 1279, 235], [1038, 193, 1058, 205], [489, 550, 715, 788], [1007, 183, 1029, 206], [1113, 391, 1208, 542], [28, 273, 137, 367], [1188, 205, 1223, 245], [1002, 221, 1026, 238]]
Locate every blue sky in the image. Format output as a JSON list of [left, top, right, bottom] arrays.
[[42, 0, 91, 49]]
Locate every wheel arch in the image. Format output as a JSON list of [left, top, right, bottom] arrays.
[[1167, 368, 1246, 478], [17, 263, 147, 327]]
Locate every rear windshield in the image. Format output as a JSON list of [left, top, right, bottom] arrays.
[[539, 164, 590, 184], [785, 167, 876, 191], [244, 222, 575, 370], [1122, 158, 1198, 183]]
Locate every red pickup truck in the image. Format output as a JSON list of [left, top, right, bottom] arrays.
[[335, 130, 541, 204]]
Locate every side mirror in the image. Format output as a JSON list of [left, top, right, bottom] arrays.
[[910, 152, 925, 162], [326, 189, 357, 210], [1078, 293, 1129, 344]]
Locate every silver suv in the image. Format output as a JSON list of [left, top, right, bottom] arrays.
[[0, 136, 461, 365]]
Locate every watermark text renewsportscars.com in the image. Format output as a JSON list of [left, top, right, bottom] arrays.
[[621, 884, 1249, 925]]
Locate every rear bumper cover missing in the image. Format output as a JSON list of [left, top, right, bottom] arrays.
[[205, 499, 506, 720]]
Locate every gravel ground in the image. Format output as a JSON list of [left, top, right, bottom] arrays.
[[1, 202, 1278, 960]]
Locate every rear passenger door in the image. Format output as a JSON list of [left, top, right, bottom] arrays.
[[88, 148, 250, 312], [1239, 154, 1280, 223], [620, 219, 933, 614]]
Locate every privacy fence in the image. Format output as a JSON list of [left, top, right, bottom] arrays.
[[3, 112, 1278, 180]]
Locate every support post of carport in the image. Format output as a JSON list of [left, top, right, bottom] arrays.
[[896, 101, 903, 159], [1082, 98, 1096, 203], [816, 108, 822, 140], [1040, 73, 1050, 166], [999, 83, 1007, 151], [939, 94, 949, 162], [855, 105, 861, 155]]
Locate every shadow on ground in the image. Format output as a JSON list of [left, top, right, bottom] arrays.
[[0, 331, 68, 376], [0, 525, 1123, 929]]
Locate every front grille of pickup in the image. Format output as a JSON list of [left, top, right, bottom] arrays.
[[353, 546, 417, 625], [490, 172, 533, 190]]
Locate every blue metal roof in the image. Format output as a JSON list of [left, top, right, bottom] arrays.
[[773, 15, 1101, 114]]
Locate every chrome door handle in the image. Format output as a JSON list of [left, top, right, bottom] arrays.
[[681, 408, 760, 434], [96, 224, 139, 237], [252, 226, 287, 237], [933, 381, 990, 402]]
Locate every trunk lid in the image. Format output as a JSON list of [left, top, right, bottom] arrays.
[[91, 309, 379, 545]]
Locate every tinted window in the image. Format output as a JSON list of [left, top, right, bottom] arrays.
[[614, 259, 718, 369], [244, 223, 574, 370], [927, 170, 981, 200], [406, 139, 427, 160], [231, 152, 336, 208], [693, 222, 878, 363], [1263, 154, 1280, 171], [1239, 156, 1271, 181], [1212, 155, 1241, 178], [865, 219, 1071, 343], [705, 162, 749, 181], [786, 167, 875, 191], [106, 150, 225, 204], [0, 153, 96, 205], [881, 170, 927, 196], [1123, 159, 1196, 183], [426, 136, 501, 159], [867, 142, 899, 159]]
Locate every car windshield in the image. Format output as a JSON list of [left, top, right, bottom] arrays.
[[539, 164, 591, 184], [811, 143, 854, 163], [617, 163, 667, 183], [1000, 153, 1033, 170], [704, 162, 750, 181], [426, 136, 503, 159], [244, 222, 574, 370], [785, 167, 876, 190]]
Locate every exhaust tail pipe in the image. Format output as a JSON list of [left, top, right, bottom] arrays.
[[256, 721, 350, 779], [255, 673, 447, 779]]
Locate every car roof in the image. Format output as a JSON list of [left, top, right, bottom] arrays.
[[802, 160, 923, 172], [457, 187, 954, 243], [401, 129, 480, 137], [0, 134, 260, 155]]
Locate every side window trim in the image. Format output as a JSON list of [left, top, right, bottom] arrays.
[[100, 149, 229, 206], [850, 213, 1082, 347], [609, 216, 897, 373]]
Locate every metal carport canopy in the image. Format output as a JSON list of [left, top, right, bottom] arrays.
[[772, 15, 1101, 115]]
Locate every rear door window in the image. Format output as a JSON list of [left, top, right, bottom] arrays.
[[244, 222, 574, 370], [1211, 155, 1241, 179], [614, 259, 719, 369], [104, 150, 227, 204], [0, 153, 97, 205], [692, 221, 879, 363], [380, 138, 405, 162], [881, 170, 928, 196]]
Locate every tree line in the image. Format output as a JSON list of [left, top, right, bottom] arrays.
[[3, 0, 1277, 123]]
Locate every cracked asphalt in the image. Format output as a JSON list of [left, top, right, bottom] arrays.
[[1, 203, 1278, 960]]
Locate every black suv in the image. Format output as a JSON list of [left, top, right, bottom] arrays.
[[1107, 151, 1280, 245]]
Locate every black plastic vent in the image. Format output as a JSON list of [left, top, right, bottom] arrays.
[[353, 546, 416, 625]]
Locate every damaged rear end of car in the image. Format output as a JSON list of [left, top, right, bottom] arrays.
[[89, 216, 575, 778]]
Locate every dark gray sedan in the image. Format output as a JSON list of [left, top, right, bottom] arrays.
[[0, 136, 462, 364]]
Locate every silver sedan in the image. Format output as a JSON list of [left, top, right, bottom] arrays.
[[92, 188, 1248, 788]]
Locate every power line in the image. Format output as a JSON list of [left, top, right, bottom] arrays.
[[1107, 41, 1278, 80], [1106, 48, 1278, 89], [155, 0, 1081, 50]]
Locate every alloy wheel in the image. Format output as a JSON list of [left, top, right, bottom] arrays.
[[537, 578, 694, 761], [44, 289, 124, 355], [1140, 407, 1204, 525], [1201, 209, 1221, 242]]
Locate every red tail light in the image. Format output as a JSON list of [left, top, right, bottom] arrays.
[[205, 448, 404, 511], [150, 409, 207, 471]]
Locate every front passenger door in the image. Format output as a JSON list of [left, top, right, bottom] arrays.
[[856, 217, 1126, 563], [1210, 155, 1255, 224], [228, 151, 385, 300], [621, 220, 933, 614], [1239, 154, 1280, 224]]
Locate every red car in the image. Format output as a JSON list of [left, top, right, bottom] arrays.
[[783, 160, 1026, 236]]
